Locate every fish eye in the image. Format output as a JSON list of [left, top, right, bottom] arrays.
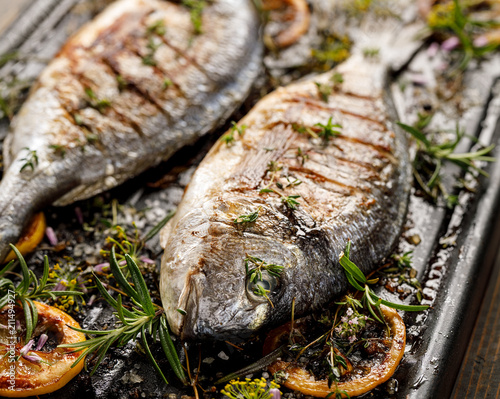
[[246, 271, 278, 303]]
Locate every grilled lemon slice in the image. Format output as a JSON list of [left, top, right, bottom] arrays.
[[263, 305, 406, 397], [0, 301, 86, 397], [3, 213, 46, 264]]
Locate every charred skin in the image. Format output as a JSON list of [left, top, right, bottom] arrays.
[[0, 0, 262, 261], [160, 54, 411, 341]]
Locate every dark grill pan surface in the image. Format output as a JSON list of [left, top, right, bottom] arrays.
[[1, 1, 499, 398]]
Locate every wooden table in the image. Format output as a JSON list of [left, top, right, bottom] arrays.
[[451, 249, 500, 398]]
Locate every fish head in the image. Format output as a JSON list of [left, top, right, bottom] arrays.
[[160, 198, 301, 341]]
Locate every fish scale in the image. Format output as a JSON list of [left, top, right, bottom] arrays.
[[0, 0, 263, 262]]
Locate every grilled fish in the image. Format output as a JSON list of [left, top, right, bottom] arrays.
[[0, 0, 262, 261], [160, 50, 412, 340]]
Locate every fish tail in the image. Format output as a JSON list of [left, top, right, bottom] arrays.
[[327, 0, 427, 72]]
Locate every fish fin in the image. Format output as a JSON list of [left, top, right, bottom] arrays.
[[326, 0, 428, 72]]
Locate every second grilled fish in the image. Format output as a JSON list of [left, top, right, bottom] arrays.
[[0, 0, 262, 261], [160, 51, 412, 340]]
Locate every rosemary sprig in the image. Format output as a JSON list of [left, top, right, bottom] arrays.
[[397, 122, 495, 206], [0, 245, 83, 342], [60, 247, 187, 385], [339, 241, 428, 324]]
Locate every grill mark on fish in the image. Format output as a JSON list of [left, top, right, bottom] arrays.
[[285, 95, 387, 126], [158, 38, 214, 83], [287, 165, 373, 196], [74, 70, 150, 139], [100, 53, 177, 121], [288, 146, 381, 176], [228, 124, 297, 189], [247, 97, 393, 153]]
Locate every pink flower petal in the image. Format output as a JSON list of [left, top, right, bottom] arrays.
[[45, 227, 58, 246], [441, 36, 460, 51]]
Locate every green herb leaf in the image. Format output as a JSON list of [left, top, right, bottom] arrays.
[[109, 247, 140, 302], [234, 207, 261, 224], [125, 254, 155, 316], [143, 210, 175, 242], [159, 317, 187, 384]]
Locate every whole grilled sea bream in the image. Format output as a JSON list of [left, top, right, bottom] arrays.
[[160, 3, 425, 340], [0, 0, 262, 261]]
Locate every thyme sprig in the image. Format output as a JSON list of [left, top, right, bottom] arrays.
[[234, 207, 261, 224], [315, 81, 332, 102], [245, 255, 284, 305], [84, 87, 111, 112], [19, 148, 38, 172], [221, 121, 247, 146], [292, 117, 342, 144], [182, 0, 207, 35], [339, 241, 428, 325], [315, 117, 342, 142], [260, 187, 300, 210], [245, 255, 284, 286], [0, 245, 83, 342], [60, 247, 186, 385], [397, 122, 495, 206], [383, 251, 424, 303], [259, 161, 301, 209], [292, 123, 319, 139]]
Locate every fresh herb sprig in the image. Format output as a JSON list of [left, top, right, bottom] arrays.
[[245, 255, 284, 286], [383, 251, 424, 303], [0, 245, 83, 342], [292, 123, 319, 139], [182, 0, 207, 35], [259, 161, 301, 209], [19, 148, 38, 172], [221, 121, 247, 146], [427, 0, 500, 71], [234, 207, 261, 224], [260, 187, 300, 210], [293, 117, 342, 144], [245, 255, 284, 305], [397, 122, 495, 206], [339, 241, 428, 324], [315, 117, 342, 142], [60, 247, 186, 385], [315, 81, 332, 102], [100, 210, 175, 266], [84, 87, 111, 112]]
